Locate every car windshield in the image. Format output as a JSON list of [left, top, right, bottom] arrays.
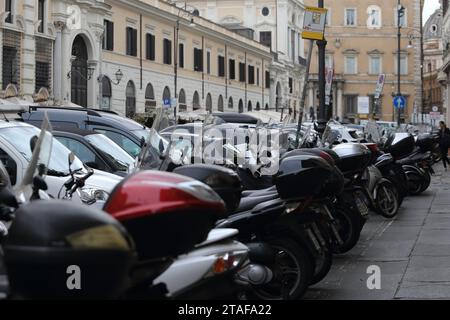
[[132, 128, 151, 141], [84, 133, 135, 171], [0, 126, 84, 176]]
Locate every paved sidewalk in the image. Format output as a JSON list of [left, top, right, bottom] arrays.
[[306, 164, 450, 300]]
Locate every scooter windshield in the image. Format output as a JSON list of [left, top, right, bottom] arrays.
[[321, 120, 342, 147]]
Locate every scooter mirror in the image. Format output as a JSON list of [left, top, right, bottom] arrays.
[[68, 152, 75, 166], [0, 185, 19, 209]]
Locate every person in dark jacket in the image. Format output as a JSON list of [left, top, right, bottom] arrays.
[[439, 121, 450, 170]]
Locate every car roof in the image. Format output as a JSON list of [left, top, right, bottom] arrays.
[[212, 113, 260, 124], [22, 106, 147, 131], [53, 128, 98, 137], [0, 119, 35, 130]]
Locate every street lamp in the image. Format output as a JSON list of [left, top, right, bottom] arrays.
[[396, 1, 405, 127], [169, 1, 198, 120]]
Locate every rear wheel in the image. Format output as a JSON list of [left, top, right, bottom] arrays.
[[309, 248, 333, 286], [419, 170, 432, 193], [375, 181, 399, 218], [406, 170, 425, 195], [251, 237, 313, 300], [331, 208, 362, 254]]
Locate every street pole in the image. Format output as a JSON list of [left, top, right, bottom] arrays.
[[420, 0, 424, 124], [174, 19, 179, 120], [295, 39, 314, 148], [397, 0, 402, 127], [317, 0, 327, 132]]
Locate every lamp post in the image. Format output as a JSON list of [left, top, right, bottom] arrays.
[[172, 2, 196, 120], [317, 0, 328, 133], [396, 1, 405, 127]]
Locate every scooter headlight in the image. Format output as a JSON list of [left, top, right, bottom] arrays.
[[79, 188, 109, 205]]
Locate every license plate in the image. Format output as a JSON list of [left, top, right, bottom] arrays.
[[354, 195, 369, 217]]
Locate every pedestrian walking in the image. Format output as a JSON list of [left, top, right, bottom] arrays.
[[438, 121, 450, 170]]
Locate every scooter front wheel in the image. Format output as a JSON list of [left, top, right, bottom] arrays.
[[250, 237, 313, 300], [375, 181, 400, 218]]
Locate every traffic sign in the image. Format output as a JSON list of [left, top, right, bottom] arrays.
[[393, 96, 406, 109], [302, 7, 328, 40]]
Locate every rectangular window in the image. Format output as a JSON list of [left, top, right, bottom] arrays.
[[178, 43, 184, 68], [325, 54, 333, 69], [289, 78, 293, 94], [37, 0, 45, 33], [5, 0, 12, 23], [126, 27, 137, 57], [265, 70, 270, 89], [400, 54, 408, 75], [345, 95, 358, 114], [207, 51, 211, 74], [291, 30, 296, 61], [229, 59, 236, 80], [103, 20, 114, 51], [248, 65, 255, 84], [369, 56, 381, 74], [146, 33, 155, 61], [344, 56, 357, 74], [239, 62, 246, 82], [345, 8, 356, 26], [218, 55, 225, 77], [194, 48, 203, 72], [163, 38, 172, 65], [260, 31, 272, 48], [257, 68, 260, 86]]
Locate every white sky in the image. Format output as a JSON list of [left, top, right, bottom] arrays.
[[423, 0, 441, 24]]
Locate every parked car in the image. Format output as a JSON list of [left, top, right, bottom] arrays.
[[20, 106, 150, 157], [0, 120, 122, 205], [53, 129, 135, 177]]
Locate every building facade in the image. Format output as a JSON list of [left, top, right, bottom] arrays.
[[423, 8, 443, 117], [441, 0, 450, 124], [174, 0, 307, 116], [304, 0, 423, 123], [0, 0, 272, 117]]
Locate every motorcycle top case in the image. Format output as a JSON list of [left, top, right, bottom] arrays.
[[274, 154, 333, 199], [281, 149, 344, 196], [384, 133, 415, 159], [332, 143, 372, 176], [3, 201, 133, 299], [173, 164, 242, 216], [104, 171, 225, 261], [416, 134, 435, 153]]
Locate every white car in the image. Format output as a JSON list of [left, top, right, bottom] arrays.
[[0, 120, 122, 206]]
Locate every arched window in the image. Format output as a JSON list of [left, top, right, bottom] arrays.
[[228, 97, 233, 109], [125, 80, 136, 118], [145, 83, 156, 110], [238, 99, 244, 113], [256, 102, 261, 111], [193, 91, 200, 110], [179, 89, 187, 111], [206, 93, 212, 112], [367, 5, 381, 28], [248, 101, 252, 112], [162, 86, 171, 106], [101, 76, 112, 110], [218, 95, 224, 112]]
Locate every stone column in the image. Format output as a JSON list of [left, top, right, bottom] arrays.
[[22, 0, 37, 100], [337, 82, 344, 120], [53, 21, 65, 104], [60, 26, 72, 104]]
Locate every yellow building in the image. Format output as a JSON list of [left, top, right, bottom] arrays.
[[304, 0, 423, 123], [0, 0, 273, 118]]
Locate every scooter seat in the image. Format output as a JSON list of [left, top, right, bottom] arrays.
[[242, 186, 277, 198], [397, 151, 430, 165], [237, 193, 280, 213]]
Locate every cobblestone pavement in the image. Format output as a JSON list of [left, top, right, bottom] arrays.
[[306, 163, 450, 300]]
